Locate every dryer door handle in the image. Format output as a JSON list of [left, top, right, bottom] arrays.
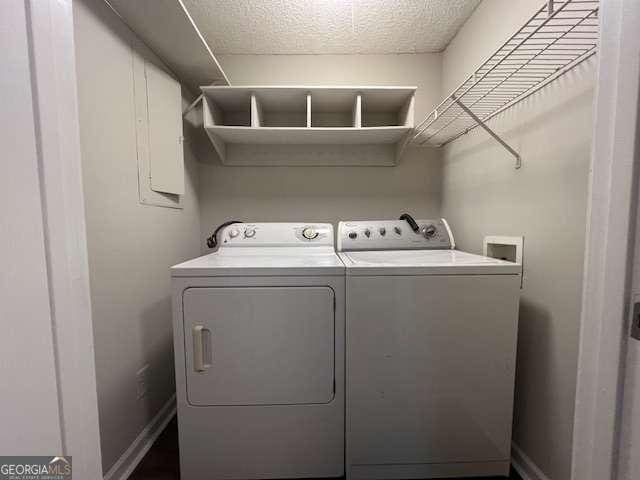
[[193, 325, 211, 372]]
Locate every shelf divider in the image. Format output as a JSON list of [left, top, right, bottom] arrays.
[[352, 94, 362, 128], [306, 93, 312, 128], [250, 93, 263, 127]]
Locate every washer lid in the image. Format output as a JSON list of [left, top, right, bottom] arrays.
[[339, 249, 521, 276], [172, 248, 345, 277]]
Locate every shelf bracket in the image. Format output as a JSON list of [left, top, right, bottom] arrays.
[[182, 94, 203, 117], [454, 97, 522, 169]]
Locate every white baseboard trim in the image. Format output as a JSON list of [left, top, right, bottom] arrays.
[[512, 442, 551, 480], [103, 394, 177, 480]]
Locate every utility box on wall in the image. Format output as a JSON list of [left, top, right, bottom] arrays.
[[484, 236, 524, 288], [133, 49, 185, 209], [146, 61, 184, 195]]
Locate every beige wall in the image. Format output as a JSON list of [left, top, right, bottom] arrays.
[[440, 1, 594, 479], [197, 54, 443, 247], [73, 0, 202, 473]]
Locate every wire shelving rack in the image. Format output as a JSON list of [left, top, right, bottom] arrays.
[[410, 0, 599, 168]]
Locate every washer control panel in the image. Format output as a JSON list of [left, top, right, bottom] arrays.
[[337, 218, 454, 251], [221, 223, 333, 247]]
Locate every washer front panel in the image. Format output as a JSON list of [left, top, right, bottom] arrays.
[[346, 274, 520, 472]]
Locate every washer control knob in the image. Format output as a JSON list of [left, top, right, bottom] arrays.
[[228, 228, 239, 238], [364, 229, 371, 238], [422, 224, 437, 239], [244, 228, 256, 238], [394, 226, 402, 235], [348, 231, 358, 240], [379, 227, 386, 236], [302, 227, 318, 240]]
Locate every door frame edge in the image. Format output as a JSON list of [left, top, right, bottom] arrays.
[[25, 0, 103, 476], [572, 0, 640, 479]]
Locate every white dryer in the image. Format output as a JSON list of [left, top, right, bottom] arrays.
[[171, 223, 345, 480], [337, 218, 521, 480]]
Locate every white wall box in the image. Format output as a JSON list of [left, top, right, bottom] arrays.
[[133, 50, 184, 208], [484, 236, 525, 288], [201, 86, 416, 166], [146, 62, 185, 196]]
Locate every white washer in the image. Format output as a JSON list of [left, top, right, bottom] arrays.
[[337, 218, 521, 480], [171, 223, 345, 480]]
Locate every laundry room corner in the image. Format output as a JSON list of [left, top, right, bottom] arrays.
[[8, 1, 635, 480]]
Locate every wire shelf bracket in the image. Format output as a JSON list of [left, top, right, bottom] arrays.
[[454, 96, 522, 169], [411, 0, 599, 169]]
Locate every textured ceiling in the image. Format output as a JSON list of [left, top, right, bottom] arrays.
[[182, 0, 482, 55]]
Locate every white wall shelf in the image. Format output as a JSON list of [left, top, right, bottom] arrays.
[[105, 0, 229, 93], [206, 126, 411, 145], [201, 86, 416, 166], [410, 0, 599, 169]]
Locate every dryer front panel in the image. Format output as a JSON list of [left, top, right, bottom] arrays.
[[183, 286, 335, 406]]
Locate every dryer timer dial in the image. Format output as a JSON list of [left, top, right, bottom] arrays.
[[302, 227, 318, 240]]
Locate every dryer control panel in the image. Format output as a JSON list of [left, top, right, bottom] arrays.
[[337, 218, 454, 251], [221, 223, 334, 248]]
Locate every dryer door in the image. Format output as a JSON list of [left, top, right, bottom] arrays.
[[183, 286, 335, 406]]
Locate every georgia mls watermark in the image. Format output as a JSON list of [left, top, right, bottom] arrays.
[[0, 456, 72, 480]]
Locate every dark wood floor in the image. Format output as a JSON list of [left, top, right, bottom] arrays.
[[130, 417, 180, 480], [130, 416, 522, 480]]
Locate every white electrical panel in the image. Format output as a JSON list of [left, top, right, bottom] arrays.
[[132, 45, 184, 209], [145, 60, 184, 195]]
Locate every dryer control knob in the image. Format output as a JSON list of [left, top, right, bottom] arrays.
[[379, 227, 386, 236], [229, 228, 239, 238], [348, 231, 358, 240], [422, 224, 437, 239], [244, 228, 256, 238], [364, 229, 371, 238], [302, 227, 318, 240], [394, 226, 402, 235]]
